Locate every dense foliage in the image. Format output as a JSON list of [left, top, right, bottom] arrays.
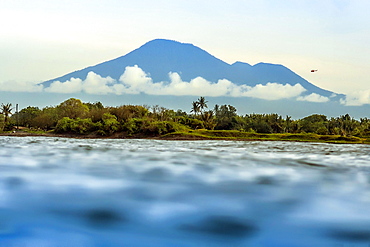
[[1, 97, 370, 138]]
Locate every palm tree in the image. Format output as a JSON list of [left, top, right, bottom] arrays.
[[214, 104, 219, 115], [201, 110, 216, 130], [284, 116, 292, 133], [1, 103, 13, 125], [197, 97, 208, 112], [190, 101, 200, 116]]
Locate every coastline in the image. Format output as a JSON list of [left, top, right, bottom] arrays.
[[0, 131, 368, 144], [2, 98, 369, 145]]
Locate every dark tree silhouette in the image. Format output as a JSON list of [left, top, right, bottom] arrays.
[[197, 97, 208, 112], [190, 101, 201, 116], [1, 103, 13, 125]]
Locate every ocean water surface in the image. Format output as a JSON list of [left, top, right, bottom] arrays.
[[0, 136, 369, 247]]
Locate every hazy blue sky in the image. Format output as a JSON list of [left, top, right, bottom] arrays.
[[1, 0, 369, 95]]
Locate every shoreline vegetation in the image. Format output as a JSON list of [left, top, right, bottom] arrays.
[[0, 129, 366, 144], [1, 97, 370, 144]]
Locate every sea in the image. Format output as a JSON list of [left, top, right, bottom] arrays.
[[0, 136, 369, 247]]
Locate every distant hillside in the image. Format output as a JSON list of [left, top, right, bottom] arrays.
[[43, 39, 336, 98]]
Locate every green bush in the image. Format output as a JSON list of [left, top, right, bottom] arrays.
[[122, 118, 146, 134], [121, 118, 188, 136], [55, 117, 73, 133], [141, 121, 189, 135], [178, 117, 204, 129], [55, 117, 96, 134], [0, 115, 5, 132], [143, 121, 168, 135], [74, 118, 96, 134], [252, 121, 273, 133], [102, 113, 119, 134], [316, 126, 329, 135]]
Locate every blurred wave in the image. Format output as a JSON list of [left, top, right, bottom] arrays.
[[0, 137, 369, 246]]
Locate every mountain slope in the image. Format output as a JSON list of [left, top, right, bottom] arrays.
[[43, 39, 335, 97]]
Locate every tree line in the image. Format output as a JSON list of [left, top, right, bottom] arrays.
[[1, 97, 370, 137]]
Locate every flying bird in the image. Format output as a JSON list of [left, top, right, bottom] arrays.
[[311, 70, 318, 72]]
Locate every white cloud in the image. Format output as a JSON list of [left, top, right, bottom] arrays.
[[83, 72, 115, 95], [117, 65, 162, 94], [340, 90, 370, 106], [156, 74, 235, 97], [112, 65, 241, 97], [297, 93, 330, 103], [45, 77, 83, 93], [115, 66, 305, 99], [240, 82, 306, 100], [43, 65, 313, 101], [46, 72, 115, 94], [0, 80, 43, 92]]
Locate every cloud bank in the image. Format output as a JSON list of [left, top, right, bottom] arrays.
[[45, 65, 307, 100], [241, 83, 305, 100], [1, 65, 334, 103], [340, 90, 370, 106], [0, 80, 43, 92], [45, 72, 116, 94], [297, 93, 330, 103]]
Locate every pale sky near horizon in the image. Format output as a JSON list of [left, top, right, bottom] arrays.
[[1, 0, 369, 95]]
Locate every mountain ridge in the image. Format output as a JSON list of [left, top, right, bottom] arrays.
[[43, 39, 337, 98]]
